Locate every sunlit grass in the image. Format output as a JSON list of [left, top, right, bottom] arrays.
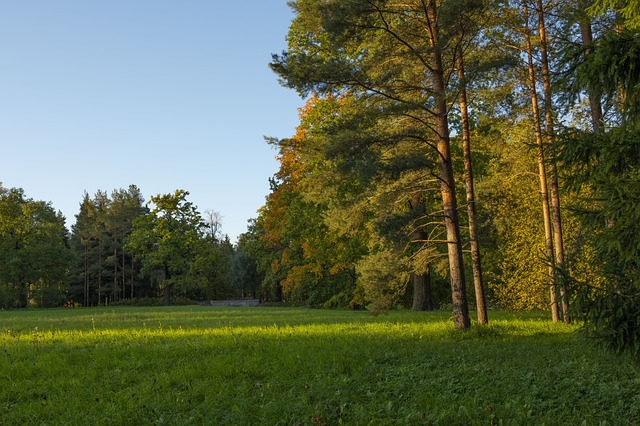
[[0, 306, 638, 425]]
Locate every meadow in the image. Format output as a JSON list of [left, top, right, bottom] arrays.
[[1, 306, 639, 425]]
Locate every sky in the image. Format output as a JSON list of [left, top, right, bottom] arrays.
[[0, 1, 303, 243]]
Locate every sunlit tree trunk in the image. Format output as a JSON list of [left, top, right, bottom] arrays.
[[536, 0, 569, 322], [523, 0, 560, 321], [458, 55, 488, 325], [427, 1, 470, 330]]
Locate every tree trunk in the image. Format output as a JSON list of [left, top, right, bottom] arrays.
[[412, 264, 435, 311], [458, 55, 488, 325], [18, 282, 28, 309], [164, 284, 171, 306], [578, 1, 603, 132], [536, 0, 569, 323], [427, 1, 470, 330], [524, 0, 560, 322], [122, 250, 126, 301]]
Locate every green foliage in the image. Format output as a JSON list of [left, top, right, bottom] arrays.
[[475, 123, 550, 310], [573, 286, 640, 357], [125, 190, 205, 305], [190, 236, 236, 301], [1, 307, 639, 424], [556, 10, 640, 355], [588, 0, 640, 30], [68, 186, 148, 306], [230, 248, 262, 299], [559, 123, 640, 357], [575, 30, 640, 121], [356, 249, 410, 314], [0, 185, 72, 308]]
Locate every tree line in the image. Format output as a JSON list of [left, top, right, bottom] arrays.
[[0, 185, 261, 309], [237, 0, 640, 355]]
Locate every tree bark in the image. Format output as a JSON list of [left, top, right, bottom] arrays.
[[524, 0, 560, 322], [536, 0, 569, 322], [427, 1, 470, 330], [163, 284, 171, 306], [458, 55, 488, 325], [412, 265, 435, 311]]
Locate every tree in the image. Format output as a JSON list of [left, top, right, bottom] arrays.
[[0, 185, 71, 308], [521, 0, 562, 321], [588, 0, 640, 30], [125, 190, 204, 306], [107, 186, 146, 302], [457, 52, 489, 324], [230, 247, 261, 299], [270, 0, 491, 328], [69, 186, 147, 306], [68, 193, 96, 307], [534, 0, 569, 322], [191, 234, 236, 301], [556, 6, 640, 355], [252, 124, 365, 307]]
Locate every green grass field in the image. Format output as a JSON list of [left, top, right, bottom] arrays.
[[1, 306, 638, 425]]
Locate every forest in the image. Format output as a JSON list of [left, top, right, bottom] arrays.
[[1, 0, 639, 356], [0, 186, 261, 309]]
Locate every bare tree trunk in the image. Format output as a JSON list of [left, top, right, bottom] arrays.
[[524, 0, 560, 322], [427, 1, 470, 330], [458, 55, 488, 325], [536, 0, 569, 323]]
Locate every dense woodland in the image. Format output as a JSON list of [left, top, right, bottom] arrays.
[[1, 0, 639, 355], [0, 186, 261, 309]]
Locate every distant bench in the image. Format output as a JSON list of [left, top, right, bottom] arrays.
[[199, 299, 260, 307]]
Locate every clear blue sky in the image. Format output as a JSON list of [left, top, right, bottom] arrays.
[[0, 1, 302, 242]]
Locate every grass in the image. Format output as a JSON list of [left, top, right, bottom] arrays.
[[0, 306, 639, 425]]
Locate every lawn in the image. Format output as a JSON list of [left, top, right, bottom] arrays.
[[0, 306, 638, 425]]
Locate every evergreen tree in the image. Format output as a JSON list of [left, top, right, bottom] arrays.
[[557, 6, 640, 355], [69, 186, 147, 306]]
